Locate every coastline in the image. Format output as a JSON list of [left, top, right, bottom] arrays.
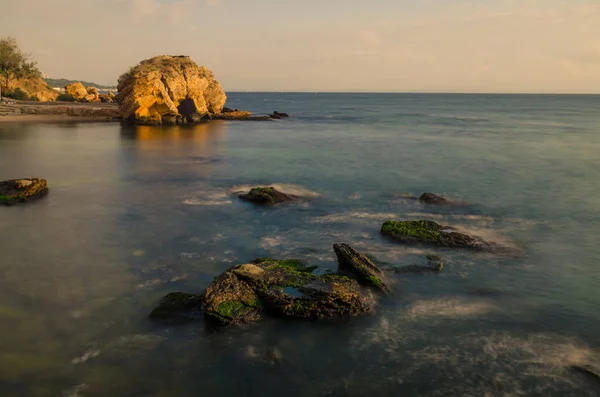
[[0, 114, 121, 123], [0, 100, 121, 123]]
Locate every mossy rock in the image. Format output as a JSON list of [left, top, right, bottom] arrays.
[[0, 178, 48, 206], [201, 272, 262, 326], [333, 243, 389, 293], [381, 220, 491, 250], [149, 292, 203, 322], [239, 187, 294, 205], [150, 255, 376, 328]]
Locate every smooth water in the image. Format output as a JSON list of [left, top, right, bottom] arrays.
[[1, 93, 600, 396]]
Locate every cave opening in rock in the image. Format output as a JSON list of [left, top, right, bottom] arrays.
[[177, 98, 197, 121]]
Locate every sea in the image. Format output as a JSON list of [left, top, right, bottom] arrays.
[[1, 93, 600, 397]]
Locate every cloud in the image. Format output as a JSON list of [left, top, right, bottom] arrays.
[[205, 0, 220, 6]]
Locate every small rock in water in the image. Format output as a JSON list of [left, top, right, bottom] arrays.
[[239, 186, 295, 205], [0, 178, 49, 206], [333, 243, 390, 293], [381, 220, 493, 251], [418, 192, 450, 205]]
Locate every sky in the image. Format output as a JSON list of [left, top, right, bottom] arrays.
[[3, 0, 600, 93]]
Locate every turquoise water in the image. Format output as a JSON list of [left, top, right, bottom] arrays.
[[1, 93, 600, 396]]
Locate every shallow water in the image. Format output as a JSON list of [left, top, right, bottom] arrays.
[[1, 93, 600, 396]]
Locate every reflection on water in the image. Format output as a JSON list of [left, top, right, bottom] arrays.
[[1, 94, 600, 396]]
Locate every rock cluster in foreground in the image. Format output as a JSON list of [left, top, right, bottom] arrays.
[[116, 55, 226, 125], [150, 244, 388, 326], [0, 178, 48, 205]]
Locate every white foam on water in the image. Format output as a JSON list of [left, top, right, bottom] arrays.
[[404, 298, 501, 321], [229, 183, 321, 198], [71, 349, 100, 365], [182, 191, 232, 206], [259, 236, 284, 249]]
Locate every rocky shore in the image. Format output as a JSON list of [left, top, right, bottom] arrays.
[[0, 100, 121, 122]]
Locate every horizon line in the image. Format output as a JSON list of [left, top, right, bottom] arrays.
[[224, 91, 600, 95]]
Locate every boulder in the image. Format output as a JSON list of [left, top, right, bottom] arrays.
[[239, 187, 295, 205], [98, 94, 113, 103], [214, 110, 252, 120], [419, 193, 450, 205], [82, 94, 97, 103], [222, 107, 234, 113], [65, 82, 88, 100], [116, 55, 226, 125], [333, 243, 389, 293], [381, 220, 492, 250], [0, 178, 48, 206]]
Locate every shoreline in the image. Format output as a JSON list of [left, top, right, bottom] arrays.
[[0, 114, 121, 123]]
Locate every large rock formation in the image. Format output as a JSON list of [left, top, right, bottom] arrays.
[[116, 55, 227, 125], [65, 82, 88, 100]]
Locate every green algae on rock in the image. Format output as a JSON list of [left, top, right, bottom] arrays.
[[150, 255, 378, 327], [381, 220, 492, 250], [201, 272, 262, 326], [239, 187, 295, 205], [0, 178, 48, 206], [333, 243, 389, 293]]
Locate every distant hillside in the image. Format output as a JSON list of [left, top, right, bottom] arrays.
[[44, 78, 116, 90]]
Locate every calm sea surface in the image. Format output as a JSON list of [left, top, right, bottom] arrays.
[[1, 93, 600, 396]]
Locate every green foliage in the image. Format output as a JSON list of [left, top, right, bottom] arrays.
[[2, 88, 30, 101], [0, 36, 39, 89], [56, 93, 77, 102]]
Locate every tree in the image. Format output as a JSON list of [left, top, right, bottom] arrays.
[[0, 36, 39, 91]]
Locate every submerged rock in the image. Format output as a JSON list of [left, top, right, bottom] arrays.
[[395, 255, 444, 274], [333, 243, 389, 293], [148, 292, 203, 322], [116, 55, 226, 125], [570, 364, 600, 383], [419, 193, 450, 205], [239, 187, 295, 205], [0, 178, 48, 206], [381, 220, 492, 250], [269, 111, 289, 119]]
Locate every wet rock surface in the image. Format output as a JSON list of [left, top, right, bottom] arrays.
[[0, 178, 48, 206], [239, 187, 295, 205], [333, 243, 390, 293], [150, 244, 385, 327], [419, 192, 450, 205], [381, 220, 494, 250]]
